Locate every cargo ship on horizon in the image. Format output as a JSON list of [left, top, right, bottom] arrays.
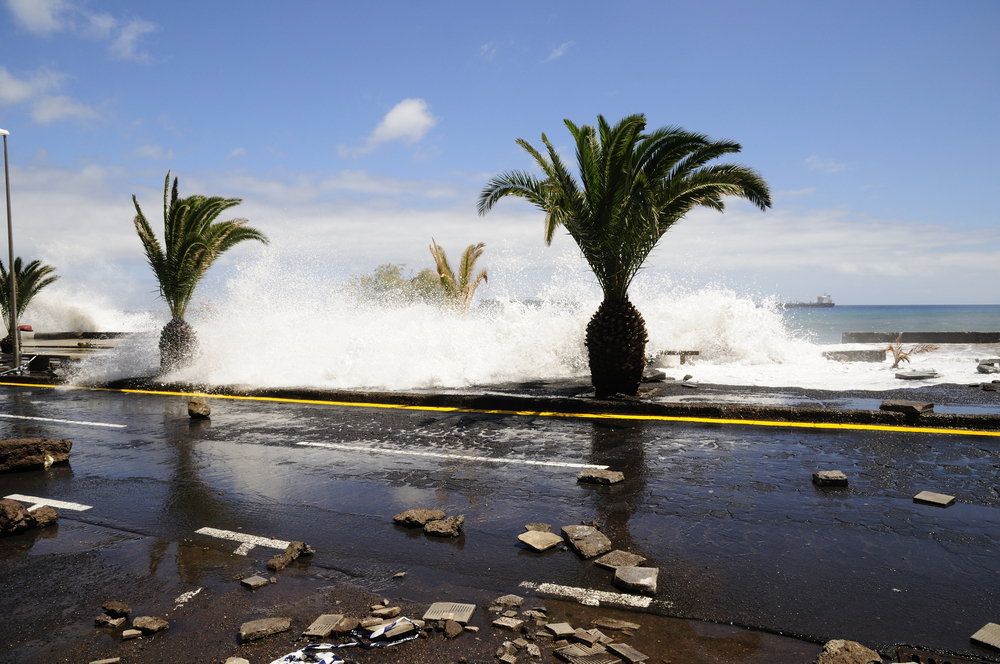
[[782, 294, 835, 308]]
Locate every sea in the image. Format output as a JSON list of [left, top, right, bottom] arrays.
[[27, 275, 998, 394]]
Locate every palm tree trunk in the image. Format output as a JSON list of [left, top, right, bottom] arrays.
[[585, 299, 648, 398], [159, 317, 197, 373]]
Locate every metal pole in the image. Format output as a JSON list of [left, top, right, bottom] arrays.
[[1, 131, 17, 371]]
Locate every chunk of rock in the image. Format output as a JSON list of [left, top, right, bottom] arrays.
[[267, 552, 294, 571], [983, 383, 998, 392], [577, 469, 625, 485], [0, 499, 33, 536], [493, 616, 525, 631], [913, 490, 955, 507], [493, 594, 525, 608], [132, 616, 169, 634], [103, 601, 131, 617], [607, 642, 650, 663], [561, 525, 612, 559], [594, 550, 647, 570], [642, 368, 667, 382], [879, 399, 933, 414], [592, 617, 640, 631], [393, 508, 446, 527], [240, 575, 269, 590], [813, 639, 881, 664], [187, 397, 211, 419], [0, 438, 72, 472], [303, 614, 344, 638], [444, 619, 463, 638], [613, 566, 658, 595], [94, 614, 126, 628], [372, 606, 401, 619], [518, 530, 564, 552], [224, 658, 250, 664], [239, 617, 291, 643], [121, 629, 142, 640], [971, 622, 1000, 651], [333, 616, 359, 634], [29, 505, 58, 528], [977, 361, 1000, 374], [524, 523, 551, 532], [812, 470, 848, 487], [425, 515, 464, 537], [267, 540, 314, 571]]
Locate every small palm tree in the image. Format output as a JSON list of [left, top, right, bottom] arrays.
[[133, 172, 269, 372], [429, 238, 489, 312], [479, 114, 771, 397], [0, 257, 59, 352], [886, 335, 937, 369]]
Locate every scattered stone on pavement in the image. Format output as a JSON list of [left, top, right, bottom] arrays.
[[444, 619, 463, 638], [94, 614, 126, 628], [526, 642, 542, 658], [813, 639, 882, 664], [464, 625, 479, 632], [372, 605, 401, 618], [240, 574, 269, 590], [393, 508, 446, 527], [642, 368, 667, 382], [224, 658, 250, 664], [493, 616, 525, 631], [424, 514, 464, 537], [613, 566, 658, 595], [102, 600, 131, 616], [812, 470, 849, 487], [879, 400, 934, 414], [594, 549, 647, 570], [561, 524, 612, 559], [239, 616, 291, 643], [592, 617, 640, 631], [983, 383, 998, 392], [572, 629, 603, 646], [546, 622, 576, 638], [131, 616, 169, 634], [977, 359, 1000, 374], [577, 468, 625, 485], [121, 629, 141, 640], [333, 616, 359, 633], [498, 654, 517, 664], [89, 658, 121, 664], [393, 571, 406, 578], [913, 490, 956, 507], [971, 622, 1000, 651], [267, 540, 315, 571], [0, 498, 59, 536], [607, 642, 650, 663], [360, 617, 384, 628], [303, 613, 344, 638], [187, 397, 210, 419], [524, 522, 551, 532], [518, 530, 564, 552], [0, 437, 72, 472], [423, 601, 477, 624], [493, 594, 525, 608], [29, 505, 58, 528]]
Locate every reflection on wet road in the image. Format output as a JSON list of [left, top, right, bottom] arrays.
[[1, 384, 998, 658]]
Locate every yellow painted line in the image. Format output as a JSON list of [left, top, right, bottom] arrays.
[[3, 381, 1000, 438]]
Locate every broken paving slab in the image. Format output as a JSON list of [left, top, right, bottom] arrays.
[[423, 602, 476, 624], [0, 438, 72, 472], [132, 616, 169, 634], [519, 530, 564, 552], [613, 566, 658, 596], [812, 470, 848, 487], [121, 629, 141, 640], [592, 617, 640, 631], [303, 613, 344, 638], [240, 574, 269, 590], [493, 594, 525, 608], [239, 616, 291, 643], [393, 508, 445, 527], [577, 469, 625, 485], [546, 622, 577, 638], [971, 622, 1000, 651], [525, 522, 551, 532], [101, 600, 131, 616], [371, 606, 401, 618], [572, 629, 603, 646], [607, 642, 650, 663], [493, 616, 525, 631], [94, 614, 126, 628], [561, 525, 612, 559], [879, 399, 934, 414], [914, 490, 956, 507], [594, 549, 646, 570], [89, 658, 121, 664]]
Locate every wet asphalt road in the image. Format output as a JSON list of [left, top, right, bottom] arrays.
[[1, 383, 999, 661]]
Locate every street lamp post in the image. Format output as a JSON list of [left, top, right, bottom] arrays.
[[0, 128, 18, 372]]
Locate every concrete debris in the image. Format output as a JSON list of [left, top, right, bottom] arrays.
[[360, 617, 384, 628], [121, 629, 141, 640], [812, 470, 849, 487], [303, 613, 344, 638], [977, 359, 1000, 374], [29, 505, 58, 528], [522, 610, 547, 620], [224, 658, 250, 664], [546, 622, 577, 638], [526, 643, 542, 658], [499, 654, 517, 664], [879, 400, 934, 414], [971, 622, 1000, 651], [393, 571, 406, 578], [983, 382, 998, 392], [393, 508, 446, 527], [519, 530, 564, 552], [89, 659, 122, 664], [132, 616, 169, 634], [813, 639, 882, 664], [102, 600, 131, 616], [423, 601, 476, 624], [424, 514, 464, 537], [577, 469, 625, 485], [913, 490, 956, 507], [613, 566, 658, 595], [267, 540, 314, 571], [591, 617, 640, 631], [0, 498, 58, 537], [443, 619, 463, 638], [333, 616, 359, 633], [239, 616, 291, 643], [503, 610, 519, 617], [493, 594, 525, 608], [524, 522, 552, 532], [572, 629, 603, 646], [594, 550, 647, 570], [561, 525, 612, 559], [464, 625, 479, 632], [372, 606, 401, 619], [187, 397, 211, 419], [493, 616, 525, 631], [642, 368, 667, 382], [240, 574, 269, 590], [0, 438, 72, 472], [268, 645, 345, 664], [607, 642, 650, 663], [94, 614, 126, 628]]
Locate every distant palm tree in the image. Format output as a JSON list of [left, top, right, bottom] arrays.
[[478, 114, 771, 397], [133, 172, 269, 372], [0, 257, 59, 352], [429, 239, 488, 312]]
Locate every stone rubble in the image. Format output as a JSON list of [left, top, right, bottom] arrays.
[[518, 530, 564, 552], [425, 514, 465, 537], [577, 469, 626, 485], [613, 566, 658, 595], [392, 508, 446, 527], [0, 498, 58, 537], [0, 437, 72, 472], [187, 397, 211, 419], [812, 470, 849, 487], [266, 539, 315, 571], [813, 638, 881, 664], [561, 524, 612, 559], [238, 616, 291, 643], [593, 550, 647, 570], [131, 615, 169, 634]]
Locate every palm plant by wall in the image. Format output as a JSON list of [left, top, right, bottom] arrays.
[[429, 239, 488, 312], [132, 172, 269, 373], [0, 257, 59, 352], [478, 114, 771, 397]]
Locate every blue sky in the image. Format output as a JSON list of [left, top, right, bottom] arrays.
[[0, 0, 998, 308]]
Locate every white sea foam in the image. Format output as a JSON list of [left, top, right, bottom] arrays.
[[63, 252, 998, 392]]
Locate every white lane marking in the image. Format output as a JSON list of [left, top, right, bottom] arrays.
[[0, 413, 126, 428], [520, 580, 660, 609], [297, 441, 608, 470], [174, 587, 202, 609], [4, 494, 92, 511], [194, 527, 290, 556]]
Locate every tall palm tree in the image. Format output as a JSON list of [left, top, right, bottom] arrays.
[[429, 238, 489, 312], [0, 257, 59, 352], [478, 114, 771, 397], [133, 171, 269, 373]]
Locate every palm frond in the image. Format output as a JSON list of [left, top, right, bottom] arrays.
[[0, 257, 60, 327]]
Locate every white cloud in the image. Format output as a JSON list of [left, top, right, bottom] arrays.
[[81, 11, 116, 40], [6, 0, 66, 35], [805, 155, 847, 173], [544, 41, 574, 62], [129, 144, 175, 161], [0, 66, 64, 104], [31, 95, 99, 123], [108, 18, 157, 61], [479, 42, 497, 60], [341, 98, 437, 157], [229, 147, 247, 158]]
